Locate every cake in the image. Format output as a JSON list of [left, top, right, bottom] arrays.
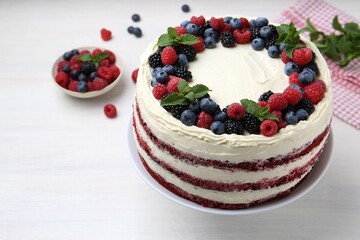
[[132, 16, 332, 209]]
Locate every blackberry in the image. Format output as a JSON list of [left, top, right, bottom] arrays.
[[148, 52, 163, 68], [163, 105, 188, 119], [220, 32, 235, 48], [281, 105, 296, 116], [305, 60, 319, 76], [264, 25, 279, 49], [178, 45, 197, 62], [249, 27, 261, 40], [241, 113, 261, 134], [258, 90, 274, 102], [224, 119, 244, 135], [175, 66, 192, 81], [80, 62, 96, 76], [295, 98, 315, 115]]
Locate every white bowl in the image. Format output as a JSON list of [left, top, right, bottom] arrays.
[[127, 119, 333, 215], [52, 47, 124, 98]]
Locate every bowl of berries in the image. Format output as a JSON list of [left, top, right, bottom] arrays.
[[52, 47, 123, 98]]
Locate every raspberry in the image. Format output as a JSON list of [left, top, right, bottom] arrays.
[[57, 60, 70, 72], [132, 68, 139, 83], [161, 46, 177, 65], [191, 15, 206, 27], [68, 81, 78, 92], [271, 111, 283, 122], [79, 50, 90, 55], [304, 81, 325, 104], [92, 49, 102, 57], [70, 63, 81, 71], [104, 50, 116, 64], [87, 82, 94, 92], [100, 28, 112, 41], [227, 103, 245, 121], [55, 71, 69, 88], [258, 101, 268, 108], [93, 78, 108, 90], [166, 75, 181, 93], [70, 55, 80, 65], [97, 67, 113, 82], [240, 17, 249, 29], [99, 59, 110, 67], [260, 119, 279, 137], [175, 26, 187, 35], [222, 23, 232, 32], [289, 72, 305, 87], [192, 36, 205, 53], [283, 86, 302, 105], [314, 79, 326, 92], [281, 50, 292, 64], [292, 47, 312, 66], [152, 83, 169, 99], [109, 65, 120, 81], [210, 17, 225, 31], [104, 104, 117, 118], [233, 29, 251, 44], [278, 121, 288, 129], [196, 111, 213, 129], [268, 93, 288, 111]]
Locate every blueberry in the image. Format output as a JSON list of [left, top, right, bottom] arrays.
[[230, 18, 242, 29], [224, 16, 233, 23], [267, 45, 280, 58], [185, 23, 199, 35], [299, 68, 315, 84], [152, 67, 163, 77], [249, 19, 256, 28], [177, 54, 188, 68], [127, 26, 134, 34], [151, 77, 158, 87], [63, 51, 73, 61], [155, 70, 169, 84], [296, 109, 309, 121], [188, 100, 201, 114], [279, 43, 287, 52], [61, 65, 70, 74], [131, 14, 141, 22], [162, 65, 175, 75], [180, 110, 197, 126], [251, 38, 265, 51], [77, 81, 88, 93], [180, 20, 191, 27], [200, 98, 218, 114], [70, 69, 80, 79], [285, 111, 299, 125], [181, 4, 190, 13], [133, 27, 142, 38], [204, 37, 216, 48], [210, 121, 225, 135], [255, 17, 269, 27], [89, 72, 98, 80], [289, 84, 304, 95], [70, 49, 79, 56], [204, 28, 218, 39], [213, 111, 227, 123], [78, 73, 87, 82], [284, 61, 301, 76], [260, 26, 272, 38]]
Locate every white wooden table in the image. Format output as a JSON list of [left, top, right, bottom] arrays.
[[1, 0, 359, 239]]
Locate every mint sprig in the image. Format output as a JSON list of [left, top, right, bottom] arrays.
[[161, 80, 210, 106], [78, 52, 110, 68], [303, 16, 360, 67], [240, 99, 278, 121], [276, 22, 306, 58], [158, 27, 200, 47]]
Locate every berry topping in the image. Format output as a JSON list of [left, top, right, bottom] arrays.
[[233, 28, 251, 44], [196, 111, 213, 129], [292, 47, 313, 66], [191, 15, 206, 27], [163, 105, 188, 119], [267, 45, 281, 58], [210, 17, 225, 31], [97, 67, 113, 82], [161, 46, 177, 65], [200, 98, 218, 114], [180, 110, 198, 126], [298, 68, 316, 85], [220, 32, 235, 48], [295, 98, 315, 115], [210, 121, 226, 135], [100, 28, 112, 41], [227, 103, 245, 121], [175, 66, 192, 81], [251, 38, 265, 51], [152, 83, 169, 100], [303, 80, 325, 104], [284, 61, 301, 76], [285, 111, 298, 125], [224, 119, 244, 135], [281, 50, 292, 63], [104, 104, 117, 118], [258, 90, 274, 102], [148, 52, 164, 68], [241, 113, 261, 134], [178, 45, 197, 61], [55, 72, 69, 88], [68, 81, 79, 92], [289, 72, 306, 87], [166, 75, 181, 93], [283, 86, 303, 105], [268, 93, 288, 111], [260, 119, 279, 137], [296, 109, 309, 121], [93, 78, 108, 90]]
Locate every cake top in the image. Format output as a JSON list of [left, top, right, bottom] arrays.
[[138, 16, 331, 138]]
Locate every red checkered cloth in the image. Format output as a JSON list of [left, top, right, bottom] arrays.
[[274, 0, 360, 129]]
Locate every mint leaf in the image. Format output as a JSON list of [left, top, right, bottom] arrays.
[[240, 99, 278, 121], [192, 84, 210, 99], [184, 92, 195, 102], [167, 27, 178, 39], [332, 16, 344, 32], [179, 34, 200, 45], [78, 53, 93, 62], [275, 22, 305, 58], [93, 52, 110, 63], [161, 93, 189, 106], [158, 34, 172, 47], [177, 79, 189, 92]]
